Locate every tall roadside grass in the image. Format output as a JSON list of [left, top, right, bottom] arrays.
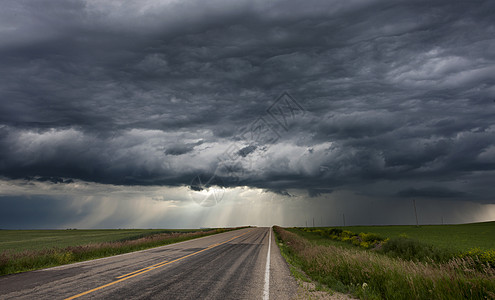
[[299, 226, 495, 266], [0, 228, 239, 276], [274, 226, 495, 299]]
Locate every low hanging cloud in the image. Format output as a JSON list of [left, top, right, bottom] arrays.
[[397, 187, 467, 199], [165, 140, 204, 156]]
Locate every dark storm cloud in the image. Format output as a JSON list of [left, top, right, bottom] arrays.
[[0, 0, 494, 203], [165, 140, 203, 156], [308, 189, 333, 198], [237, 145, 257, 158], [397, 187, 466, 199], [398, 186, 466, 198], [31, 176, 74, 184]]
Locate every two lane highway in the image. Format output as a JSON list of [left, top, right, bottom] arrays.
[[0, 227, 297, 299]]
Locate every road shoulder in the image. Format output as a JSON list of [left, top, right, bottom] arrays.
[[268, 227, 298, 299]]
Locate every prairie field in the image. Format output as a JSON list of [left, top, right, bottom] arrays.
[[275, 222, 495, 299], [0, 228, 236, 276], [341, 222, 495, 252], [0, 229, 208, 253]]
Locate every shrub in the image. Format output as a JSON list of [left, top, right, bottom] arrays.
[[328, 228, 343, 236], [359, 232, 383, 243], [303, 227, 385, 249], [381, 237, 454, 262], [460, 248, 495, 266]]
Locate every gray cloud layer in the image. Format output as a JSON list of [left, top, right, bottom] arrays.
[[1, 0, 495, 205]]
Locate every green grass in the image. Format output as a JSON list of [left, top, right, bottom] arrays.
[[0, 228, 243, 276], [340, 221, 495, 253], [296, 222, 495, 265], [274, 226, 495, 300], [0, 229, 209, 253], [286, 228, 358, 249]]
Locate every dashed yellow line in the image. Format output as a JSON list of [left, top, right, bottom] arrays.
[[64, 229, 253, 300]]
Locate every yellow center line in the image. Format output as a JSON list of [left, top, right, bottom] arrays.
[[115, 260, 169, 279], [64, 229, 253, 300]]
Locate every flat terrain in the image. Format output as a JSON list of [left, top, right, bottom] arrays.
[[276, 226, 495, 299], [0, 227, 297, 300], [340, 221, 495, 252], [0, 229, 207, 252]]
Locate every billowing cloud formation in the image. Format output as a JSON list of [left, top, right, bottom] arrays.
[[0, 0, 494, 228]]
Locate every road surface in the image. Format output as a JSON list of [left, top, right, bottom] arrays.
[[0, 227, 297, 299]]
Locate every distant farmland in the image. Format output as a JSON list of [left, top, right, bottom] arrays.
[[340, 221, 495, 252], [0, 229, 210, 253], [0, 228, 238, 275]]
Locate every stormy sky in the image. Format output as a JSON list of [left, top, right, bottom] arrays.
[[1, 0, 495, 229]]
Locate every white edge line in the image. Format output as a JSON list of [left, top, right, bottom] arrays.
[[38, 228, 250, 271], [263, 226, 271, 300]]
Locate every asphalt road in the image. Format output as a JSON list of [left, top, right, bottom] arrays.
[[0, 227, 297, 300]]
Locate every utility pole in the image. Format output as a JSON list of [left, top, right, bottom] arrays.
[[441, 216, 444, 225], [413, 199, 419, 227], [343, 213, 346, 227], [305, 220, 307, 228], [313, 218, 315, 228]]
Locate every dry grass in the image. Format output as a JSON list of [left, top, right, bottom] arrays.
[[294, 281, 356, 300]]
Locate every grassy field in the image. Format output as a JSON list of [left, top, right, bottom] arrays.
[[0, 229, 208, 253], [340, 221, 495, 252], [275, 225, 495, 299], [0, 228, 241, 276]]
